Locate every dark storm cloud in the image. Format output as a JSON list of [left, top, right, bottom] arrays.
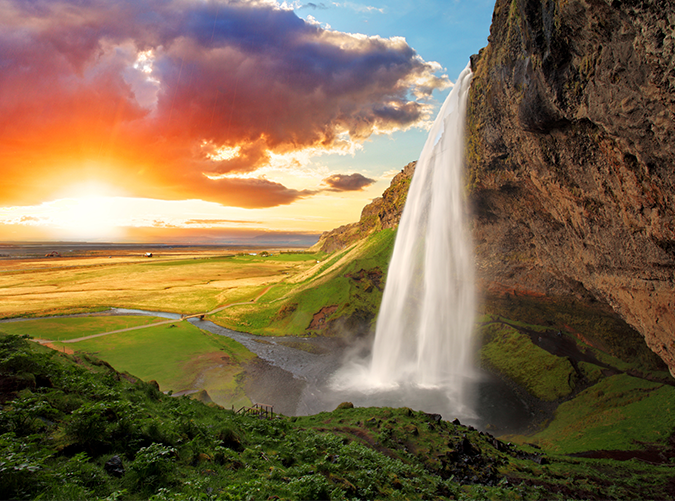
[[0, 0, 449, 207], [322, 173, 376, 191]]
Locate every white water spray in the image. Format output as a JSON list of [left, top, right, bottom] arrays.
[[331, 64, 476, 417], [369, 63, 475, 397]]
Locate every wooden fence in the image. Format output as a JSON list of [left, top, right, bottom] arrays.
[[233, 402, 275, 419]]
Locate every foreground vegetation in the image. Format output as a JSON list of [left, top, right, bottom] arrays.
[[3, 333, 674, 500]]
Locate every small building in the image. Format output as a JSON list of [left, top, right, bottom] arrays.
[[145, 252, 153, 258]]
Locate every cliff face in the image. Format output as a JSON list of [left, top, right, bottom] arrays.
[[313, 162, 415, 253], [467, 0, 675, 371]]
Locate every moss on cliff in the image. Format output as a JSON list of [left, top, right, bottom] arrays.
[[480, 322, 576, 401]]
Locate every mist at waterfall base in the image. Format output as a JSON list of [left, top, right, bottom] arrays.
[[328, 64, 484, 424]]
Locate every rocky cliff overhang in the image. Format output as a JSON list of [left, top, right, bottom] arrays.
[[467, 0, 675, 372]]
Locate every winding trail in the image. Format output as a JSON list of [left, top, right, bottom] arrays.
[[33, 285, 274, 345]]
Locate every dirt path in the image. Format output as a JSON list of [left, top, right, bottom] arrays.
[[35, 285, 275, 345]]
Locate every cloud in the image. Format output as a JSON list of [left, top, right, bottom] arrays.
[[0, 0, 449, 208], [178, 175, 319, 208], [331, 2, 385, 14], [299, 2, 330, 9], [1, 215, 51, 226], [183, 219, 264, 226], [322, 173, 376, 192]]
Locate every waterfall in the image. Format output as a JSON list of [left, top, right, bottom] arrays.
[[369, 64, 475, 394], [328, 64, 476, 418]]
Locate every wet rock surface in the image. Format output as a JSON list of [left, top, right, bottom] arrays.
[[467, 0, 675, 372]]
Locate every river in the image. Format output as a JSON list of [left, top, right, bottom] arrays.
[[3, 308, 534, 433]]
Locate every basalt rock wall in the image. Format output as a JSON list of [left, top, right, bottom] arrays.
[[467, 0, 675, 371]]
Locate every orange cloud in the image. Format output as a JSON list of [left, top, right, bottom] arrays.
[[0, 0, 449, 208]]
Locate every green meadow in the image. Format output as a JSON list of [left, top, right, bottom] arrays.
[[0, 315, 160, 341], [4, 316, 255, 409], [530, 373, 675, 453]]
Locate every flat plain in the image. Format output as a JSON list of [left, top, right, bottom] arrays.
[[0, 246, 324, 318]]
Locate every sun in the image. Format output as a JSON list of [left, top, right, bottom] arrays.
[[48, 182, 127, 241]]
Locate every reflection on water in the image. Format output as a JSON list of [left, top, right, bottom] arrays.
[[113, 308, 183, 320]]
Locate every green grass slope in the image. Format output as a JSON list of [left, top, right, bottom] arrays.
[[2, 332, 674, 500], [212, 230, 396, 337], [1, 317, 255, 409], [477, 306, 675, 457], [0, 316, 159, 341], [480, 322, 576, 401]]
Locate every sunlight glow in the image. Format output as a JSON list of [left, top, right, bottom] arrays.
[[205, 145, 242, 162], [52, 197, 125, 240], [133, 50, 156, 74]]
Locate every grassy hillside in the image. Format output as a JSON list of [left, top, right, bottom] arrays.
[[2, 332, 674, 500], [211, 230, 396, 337], [1, 317, 255, 409], [477, 308, 675, 457]]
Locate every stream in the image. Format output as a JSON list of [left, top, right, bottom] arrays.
[[4, 308, 534, 433], [116, 309, 534, 432]]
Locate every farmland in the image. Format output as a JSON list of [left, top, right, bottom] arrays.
[[0, 246, 325, 319]]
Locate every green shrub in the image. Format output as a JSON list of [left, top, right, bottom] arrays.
[[128, 443, 177, 493], [287, 473, 332, 500], [0, 432, 49, 499], [66, 402, 110, 451]]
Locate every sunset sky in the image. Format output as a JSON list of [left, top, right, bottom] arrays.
[[0, 0, 494, 244]]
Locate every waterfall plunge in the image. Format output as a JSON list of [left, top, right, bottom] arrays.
[[370, 64, 475, 391], [330, 65, 476, 417]]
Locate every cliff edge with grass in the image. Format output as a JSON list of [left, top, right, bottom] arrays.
[[312, 162, 415, 253]]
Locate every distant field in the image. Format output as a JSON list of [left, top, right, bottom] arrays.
[[0, 246, 328, 408], [0, 249, 324, 319], [26, 318, 257, 408]]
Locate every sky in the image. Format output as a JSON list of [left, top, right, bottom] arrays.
[[0, 0, 495, 245]]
